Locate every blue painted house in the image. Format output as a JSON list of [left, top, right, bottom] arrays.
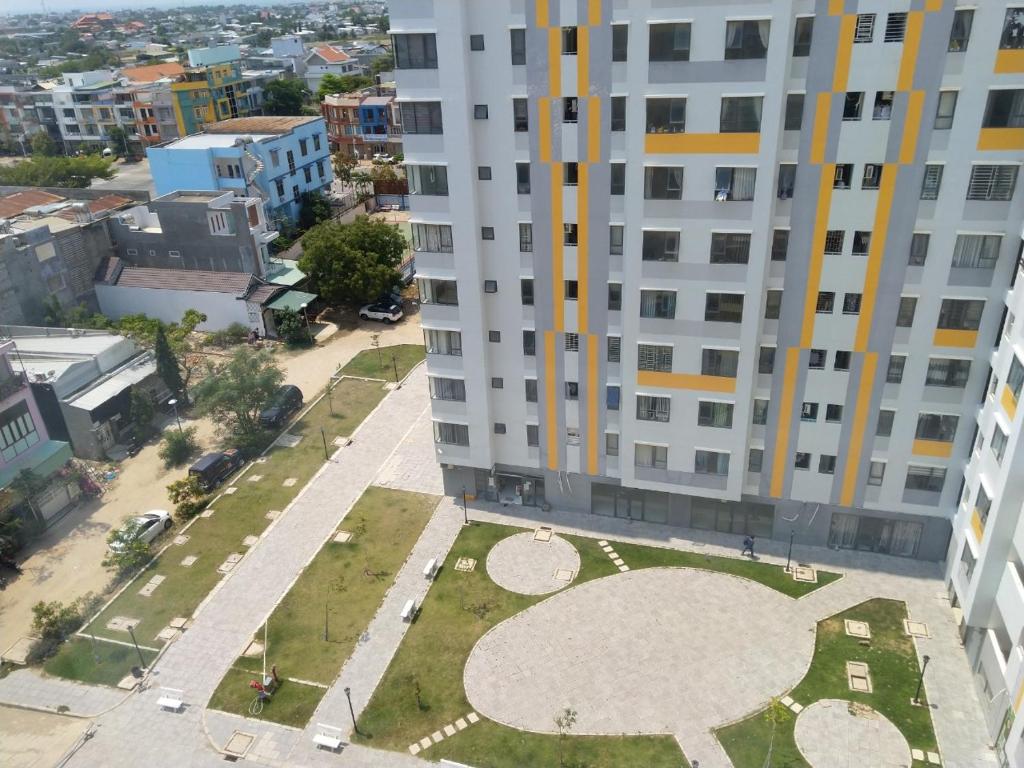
[[147, 116, 333, 225]]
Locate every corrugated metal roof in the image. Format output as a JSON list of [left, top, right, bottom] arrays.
[[66, 357, 157, 412], [0, 190, 65, 218]]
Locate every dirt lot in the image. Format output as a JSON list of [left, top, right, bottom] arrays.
[[0, 315, 422, 656], [0, 706, 89, 768]]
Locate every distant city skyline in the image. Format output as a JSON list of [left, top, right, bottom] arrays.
[[9, 0, 322, 15]]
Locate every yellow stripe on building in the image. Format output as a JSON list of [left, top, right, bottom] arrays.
[[770, 348, 803, 498], [912, 439, 954, 458], [855, 167, 897, 351], [971, 508, 986, 544], [897, 12, 923, 91], [643, 132, 759, 155], [839, 353, 878, 506], [636, 372, 737, 393], [1001, 385, 1018, 421], [978, 128, 1024, 151], [933, 329, 978, 348]]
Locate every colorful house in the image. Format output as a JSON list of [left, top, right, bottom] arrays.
[[171, 45, 252, 137]]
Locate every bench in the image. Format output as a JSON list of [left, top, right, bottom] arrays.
[[400, 598, 417, 622], [423, 557, 440, 580], [157, 688, 184, 712], [313, 723, 345, 751]]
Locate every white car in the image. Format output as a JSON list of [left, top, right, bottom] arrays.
[[373, 153, 395, 164], [108, 510, 172, 552], [359, 302, 404, 324]]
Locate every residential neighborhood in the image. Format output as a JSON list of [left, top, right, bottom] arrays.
[[0, 3, 1022, 768]]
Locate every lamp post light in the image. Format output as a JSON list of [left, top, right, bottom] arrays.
[[126, 624, 146, 670], [320, 427, 329, 461], [344, 686, 361, 735], [913, 655, 931, 705], [168, 397, 182, 433], [391, 354, 399, 385], [299, 302, 313, 344], [785, 529, 795, 573], [461, 485, 468, 525]]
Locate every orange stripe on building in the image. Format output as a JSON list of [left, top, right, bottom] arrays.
[[899, 91, 925, 164], [897, 12, 923, 90], [587, 334, 599, 475], [855, 167, 896, 351], [978, 127, 1024, 151], [801, 169, 835, 347], [635, 372, 737, 393], [770, 348, 803, 498], [810, 94, 831, 165], [839, 353, 878, 506], [577, 163, 589, 334], [544, 331, 559, 470], [644, 132, 759, 154], [547, 28, 561, 95], [550, 163, 563, 331], [576, 26, 589, 96], [832, 15, 855, 91]]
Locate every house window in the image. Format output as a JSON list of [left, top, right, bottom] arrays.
[[867, 461, 886, 486], [801, 402, 819, 421], [896, 296, 917, 327], [483, 280, 498, 293], [491, 377, 503, 389], [983, 89, 1024, 128], [640, 290, 676, 319], [393, 33, 438, 69], [638, 344, 673, 372], [934, 90, 958, 130], [884, 12, 907, 42], [749, 449, 764, 473], [565, 382, 580, 400], [611, 96, 626, 131], [938, 298, 984, 330], [299, 138, 308, 156], [720, 96, 763, 133], [759, 346, 777, 373], [1001, 8, 1024, 49], [777, 164, 797, 199], [877, 410, 895, 437], [610, 225, 624, 255], [710, 232, 751, 264], [411, 224, 454, 253], [771, 229, 789, 261], [638, 395, 671, 422], [561, 26, 578, 54], [909, 233, 929, 265], [862, 164, 882, 190], [833, 164, 853, 189], [705, 293, 744, 323], [920, 164, 943, 200], [610, 163, 626, 195], [915, 413, 958, 442], [516, 162, 531, 194], [852, 231, 871, 255], [873, 91, 894, 120], [843, 293, 862, 314], [488, 331, 501, 343], [794, 452, 811, 470], [816, 292, 835, 313], [607, 336, 621, 363], [643, 166, 683, 199], [819, 455, 837, 474], [807, 349, 826, 369], [784, 93, 804, 131], [513, 98, 528, 131], [608, 283, 622, 311], [400, 102, 443, 134], [715, 167, 757, 201], [521, 279, 534, 306], [527, 424, 539, 446], [642, 230, 680, 262], [564, 224, 578, 245], [635, 443, 668, 469], [408, 165, 449, 195], [565, 332, 580, 352], [854, 13, 875, 43], [494, 423, 506, 435], [478, 166, 492, 180], [429, 377, 466, 402], [952, 234, 1001, 269], [834, 351, 851, 370], [993, 424, 1009, 464], [886, 354, 906, 384], [510, 28, 526, 65], [313, 134, 321, 152], [606, 433, 619, 456], [564, 280, 578, 300], [523, 330, 536, 356], [275, 179, 285, 197], [304, 167, 312, 183], [967, 165, 1019, 201], [433, 421, 469, 446], [519, 223, 533, 252], [695, 450, 729, 475], [565, 162, 579, 185], [481, 227, 495, 241], [926, 358, 971, 388], [424, 329, 462, 356], [0, 401, 39, 461], [697, 400, 733, 428], [949, 9, 973, 52], [649, 23, 691, 61], [793, 16, 813, 57], [612, 24, 628, 61], [823, 230, 844, 255], [752, 399, 769, 425], [1008, 356, 1024, 399], [702, 348, 739, 377], [524, 380, 538, 403], [724, 20, 770, 59], [826, 404, 843, 422], [904, 465, 946, 493], [765, 291, 783, 320], [563, 97, 578, 123]]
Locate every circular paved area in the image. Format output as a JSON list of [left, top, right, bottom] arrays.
[[485, 532, 580, 595], [794, 699, 911, 768], [464, 567, 815, 742]]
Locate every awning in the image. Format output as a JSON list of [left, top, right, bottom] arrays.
[[66, 358, 157, 413], [264, 259, 307, 287], [0, 440, 72, 489], [266, 290, 318, 312]]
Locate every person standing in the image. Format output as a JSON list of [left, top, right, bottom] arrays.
[[741, 535, 755, 557]]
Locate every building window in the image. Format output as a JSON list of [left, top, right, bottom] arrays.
[[843, 293, 862, 315], [952, 234, 1001, 269], [412, 224, 454, 253], [697, 400, 733, 428], [474, 104, 489, 120], [638, 344, 673, 372], [842, 91, 864, 121], [752, 399, 769, 425], [816, 292, 834, 314], [825, 404, 843, 422], [607, 336, 621, 363], [748, 448, 764, 473], [934, 90, 958, 130], [720, 96, 763, 133], [854, 13, 875, 43], [904, 465, 946, 493], [608, 283, 622, 311], [429, 377, 466, 402], [833, 351, 851, 371], [949, 9, 973, 52], [833, 164, 854, 189], [794, 452, 811, 470], [424, 329, 462, 356], [419, 279, 458, 305], [564, 224, 578, 245], [393, 33, 438, 69], [299, 138, 308, 157], [896, 296, 917, 327], [510, 28, 526, 65], [481, 227, 495, 241], [563, 97, 579, 123], [516, 162, 531, 194], [909, 233, 929, 265], [564, 162, 579, 185], [524, 379, 538, 403], [640, 290, 676, 319], [920, 164, 943, 200], [521, 278, 534, 306], [705, 293, 744, 323], [611, 96, 626, 131], [867, 461, 886, 486], [433, 421, 469, 446], [0, 401, 39, 461], [275, 179, 285, 197], [993, 425, 1009, 464], [1008, 356, 1024, 399], [823, 230, 844, 255], [488, 331, 501, 343], [605, 433, 619, 456], [313, 133, 321, 152], [801, 402, 819, 422], [610, 163, 626, 195], [925, 358, 971, 387], [967, 165, 1019, 201], [638, 395, 671, 422], [771, 229, 789, 261], [715, 167, 757, 201], [808, 349, 826, 369], [483, 279, 498, 293], [304, 167, 312, 183], [642, 230, 680, 262], [1001, 8, 1024, 49], [519, 223, 533, 252], [493, 423, 506, 435], [873, 91, 894, 120], [470, 34, 485, 51], [523, 330, 536, 356], [513, 98, 528, 132], [862, 163, 882, 190], [491, 377, 503, 389], [635, 443, 668, 469], [610, 225, 624, 255], [643, 166, 683, 199], [561, 26, 578, 54], [724, 19, 770, 59], [937, 298, 984, 331], [915, 413, 958, 442], [983, 90, 1024, 129], [695, 449, 729, 475], [765, 290, 782, 320], [564, 332, 580, 352], [408, 165, 449, 195], [709, 232, 751, 264], [400, 101, 443, 134], [784, 93, 804, 131], [777, 164, 797, 199], [877, 409, 895, 436], [562, 280, 578, 301], [886, 354, 906, 384], [526, 424, 539, 447], [793, 16, 814, 57], [612, 24, 628, 61], [819, 455, 837, 474], [702, 348, 739, 377], [649, 22, 691, 61], [478, 166, 492, 180], [759, 346, 776, 374], [565, 382, 579, 400], [884, 12, 907, 42], [851, 231, 871, 256]]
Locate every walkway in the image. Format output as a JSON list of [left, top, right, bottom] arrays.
[[0, 668, 125, 717]]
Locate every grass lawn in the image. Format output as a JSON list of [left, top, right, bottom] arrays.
[[207, 487, 439, 726], [78, 377, 388, 656], [355, 523, 688, 767], [340, 344, 424, 382], [612, 541, 842, 598], [208, 668, 325, 729], [44, 637, 157, 687], [717, 598, 936, 768]]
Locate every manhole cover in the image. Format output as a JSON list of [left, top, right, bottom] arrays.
[[455, 557, 477, 572], [334, 531, 353, 543], [845, 620, 871, 639], [180, 555, 198, 567], [283, 478, 297, 487], [155, 626, 179, 642], [173, 534, 190, 546], [534, 526, 553, 542], [247, 475, 262, 483], [200, 509, 215, 518], [554, 568, 574, 582], [106, 616, 140, 633], [169, 617, 188, 629], [846, 661, 872, 693], [242, 535, 259, 547], [223, 486, 237, 495], [793, 565, 817, 583], [224, 731, 256, 757], [904, 619, 930, 638], [276, 434, 302, 448]]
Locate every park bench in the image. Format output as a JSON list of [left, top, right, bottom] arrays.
[[400, 598, 418, 622], [423, 557, 440, 580], [157, 688, 184, 712], [313, 723, 345, 751]]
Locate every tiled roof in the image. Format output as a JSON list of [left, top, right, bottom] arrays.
[[246, 284, 284, 305], [120, 62, 184, 83], [115, 267, 256, 295], [0, 190, 64, 218], [310, 45, 351, 63], [201, 116, 321, 135]]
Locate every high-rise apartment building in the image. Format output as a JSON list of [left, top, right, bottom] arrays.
[[946, 232, 1024, 765], [394, 0, 1024, 562]]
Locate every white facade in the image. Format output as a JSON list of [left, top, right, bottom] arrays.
[[396, 1, 1024, 561]]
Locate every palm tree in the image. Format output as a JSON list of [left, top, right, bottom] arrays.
[[351, 171, 372, 199]]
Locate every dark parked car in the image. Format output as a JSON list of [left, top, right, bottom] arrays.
[[188, 449, 244, 491], [259, 384, 304, 428]]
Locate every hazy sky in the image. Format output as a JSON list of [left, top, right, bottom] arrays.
[[12, 0, 296, 14]]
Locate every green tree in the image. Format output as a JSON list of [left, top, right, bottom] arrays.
[[369, 56, 393, 76], [122, 310, 205, 394], [166, 476, 208, 520], [554, 707, 578, 768], [298, 191, 332, 230], [192, 347, 284, 437], [299, 216, 406, 305], [154, 325, 184, 396], [317, 73, 372, 98], [9, 469, 49, 528], [350, 170, 372, 198], [0, 154, 113, 188], [128, 388, 156, 439], [30, 132, 57, 157], [101, 519, 152, 580], [31, 599, 83, 642], [332, 152, 356, 183], [263, 78, 310, 115], [158, 427, 199, 469], [106, 125, 129, 156], [275, 308, 310, 347]]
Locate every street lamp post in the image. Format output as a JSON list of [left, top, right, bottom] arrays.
[[299, 302, 313, 344], [127, 624, 146, 670], [391, 354, 399, 385], [344, 686, 361, 735], [785, 529, 795, 572], [913, 655, 931, 705], [168, 398, 182, 433], [320, 427, 329, 461], [461, 485, 468, 525]]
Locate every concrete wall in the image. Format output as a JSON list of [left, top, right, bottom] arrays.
[[96, 283, 255, 332], [147, 148, 219, 198]]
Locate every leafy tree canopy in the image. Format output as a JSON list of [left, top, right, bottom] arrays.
[[30, 132, 57, 157], [317, 73, 373, 98], [192, 347, 284, 437], [298, 216, 406, 305], [263, 78, 310, 115], [0, 155, 113, 188], [298, 190, 332, 230]]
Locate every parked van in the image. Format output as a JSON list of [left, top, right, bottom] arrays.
[[188, 449, 244, 490], [259, 385, 304, 428]]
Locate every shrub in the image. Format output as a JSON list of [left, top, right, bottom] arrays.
[[232, 429, 273, 459], [158, 426, 199, 469], [101, 520, 152, 580], [206, 322, 250, 348], [276, 309, 311, 348], [166, 476, 209, 521]]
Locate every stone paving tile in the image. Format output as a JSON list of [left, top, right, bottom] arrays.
[[485, 532, 579, 595], [372, 403, 445, 496], [794, 699, 911, 768], [0, 668, 125, 716]]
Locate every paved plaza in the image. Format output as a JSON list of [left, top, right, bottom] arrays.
[[485, 531, 580, 595], [794, 699, 911, 768]]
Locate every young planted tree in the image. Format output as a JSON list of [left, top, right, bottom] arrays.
[[9, 469, 49, 528], [298, 215, 406, 305], [298, 191, 332, 230], [553, 707, 578, 768], [762, 696, 794, 768], [332, 152, 356, 184], [166, 476, 208, 520], [192, 347, 284, 438], [30, 131, 57, 157]]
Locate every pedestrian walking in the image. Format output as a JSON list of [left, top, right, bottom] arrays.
[[741, 535, 755, 557]]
